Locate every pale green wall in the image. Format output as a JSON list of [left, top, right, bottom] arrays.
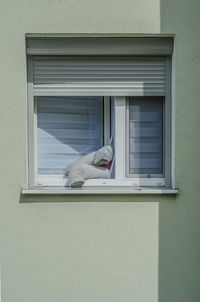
[[159, 0, 200, 301], [0, 0, 199, 301], [0, 1, 160, 302]]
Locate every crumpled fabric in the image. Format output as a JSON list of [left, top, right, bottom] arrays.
[[66, 151, 95, 175], [66, 163, 109, 188], [93, 145, 113, 166], [66, 150, 110, 188]]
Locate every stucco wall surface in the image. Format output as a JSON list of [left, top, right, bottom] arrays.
[[0, 1, 161, 302], [160, 0, 200, 301], [2, 0, 200, 301]]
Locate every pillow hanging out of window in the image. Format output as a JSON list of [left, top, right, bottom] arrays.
[[66, 145, 114, 188]]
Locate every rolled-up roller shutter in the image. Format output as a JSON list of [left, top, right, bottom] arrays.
[[32, 56, 166, 96]]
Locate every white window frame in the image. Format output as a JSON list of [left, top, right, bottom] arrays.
[[33, 96, 114, 187], [29, 94, 166, 188], [125, 96, 165, 179], [26, 36, 173, 190]]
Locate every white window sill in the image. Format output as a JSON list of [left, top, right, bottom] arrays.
[[22, 186, 178, 195]]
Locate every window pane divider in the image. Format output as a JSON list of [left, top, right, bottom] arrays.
[[114, 96, 126, 180], [103, 96, 111, 145]]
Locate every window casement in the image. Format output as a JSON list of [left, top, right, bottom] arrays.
[[26, 36, 173, 189]]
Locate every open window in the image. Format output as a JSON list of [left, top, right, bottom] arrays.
[[27, 37, 173, 189], [35, 96, 113, 186]]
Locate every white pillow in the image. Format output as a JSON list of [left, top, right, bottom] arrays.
[[66, 152, 110, 187], [93, 145, 113, 166], [66, 151, 95, 176]]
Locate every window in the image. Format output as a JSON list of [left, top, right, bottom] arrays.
[[27, 36, 173, 189], [126, 97, 164, 177], [37, 96, 105, 175]]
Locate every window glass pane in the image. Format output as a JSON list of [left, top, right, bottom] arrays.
[[129, 96, 163, 175], [37, 96, 103, 174]]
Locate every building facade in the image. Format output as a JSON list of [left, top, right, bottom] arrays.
[[0, 0, 200, 301]]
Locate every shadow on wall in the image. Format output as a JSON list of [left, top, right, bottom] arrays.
[[20, 191, 177, 203]]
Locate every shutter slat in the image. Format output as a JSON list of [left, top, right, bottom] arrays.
[[33, 56, 166, 96]]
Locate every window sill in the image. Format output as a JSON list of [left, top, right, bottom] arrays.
[[22, 186, 178, 195]]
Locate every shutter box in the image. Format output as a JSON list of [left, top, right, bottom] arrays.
[[27, 36, 172, 97]]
